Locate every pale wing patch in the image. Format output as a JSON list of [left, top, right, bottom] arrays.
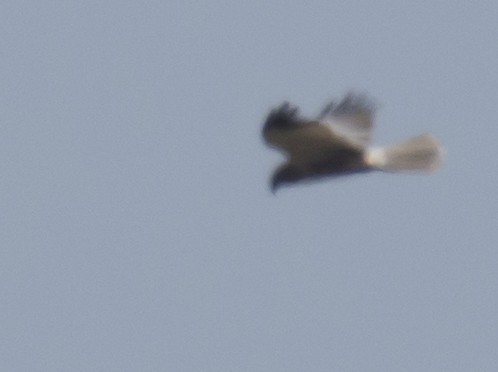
[[318, 93, 376, 148]]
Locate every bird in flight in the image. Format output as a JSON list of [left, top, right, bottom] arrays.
[[262, 93, 442, 192]]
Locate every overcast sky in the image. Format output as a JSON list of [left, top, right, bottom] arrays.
[[1, 1, 498, 371]]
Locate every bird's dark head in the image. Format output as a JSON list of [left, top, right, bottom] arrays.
[[270, 165, 303, 193]]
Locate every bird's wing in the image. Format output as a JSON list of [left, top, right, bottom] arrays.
[[263, 102, 353, 164], [318, 93, 376, 149]]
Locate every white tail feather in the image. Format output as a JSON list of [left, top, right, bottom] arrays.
[[365, 134, 442, 172]]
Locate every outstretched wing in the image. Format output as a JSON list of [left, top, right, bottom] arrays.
[[318, 93, 376, 148], [262, 102, 353, 164]]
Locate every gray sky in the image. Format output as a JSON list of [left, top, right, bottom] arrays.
[[1, 1, 498, 371]]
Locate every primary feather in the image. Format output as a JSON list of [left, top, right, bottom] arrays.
[[317, 92, 375, 148]]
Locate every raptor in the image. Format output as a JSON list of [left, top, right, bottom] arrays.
[[263, 93, 442, 192]]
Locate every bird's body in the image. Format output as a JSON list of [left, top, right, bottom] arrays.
[[262, 93, 442, 191]]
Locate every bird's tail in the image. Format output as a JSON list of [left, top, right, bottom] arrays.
[[365, 134, 442, 172]]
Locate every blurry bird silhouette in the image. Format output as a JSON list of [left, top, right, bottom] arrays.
[[263, 93, 442, 192]]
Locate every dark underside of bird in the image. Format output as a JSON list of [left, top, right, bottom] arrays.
[[262, 93, 442, 192]]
